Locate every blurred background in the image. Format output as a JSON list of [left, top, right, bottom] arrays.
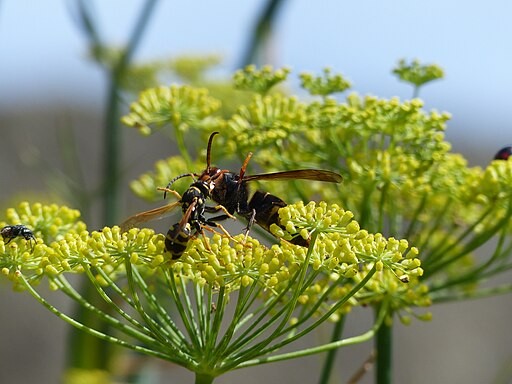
[[1, 1, 512, 383]]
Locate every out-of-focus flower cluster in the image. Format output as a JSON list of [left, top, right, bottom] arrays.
[[121, 85, 222, 136], [300, 67, 352, 96], [393, 58, 444, 88], [233, 65, 290, 94]]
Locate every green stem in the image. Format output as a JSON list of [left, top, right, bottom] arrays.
[[103, 0, 159, 225], [431, 283, 512, 303], [68, 1, 160, 376], [67, 278, 112, 370], [318, 316, 346, 384], [195, 373, 215, 384], [375, 306, 392, 384], [412, 85, 420, 99], [239, 0, 287, 67]]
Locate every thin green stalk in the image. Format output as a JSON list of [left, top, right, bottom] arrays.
[[19, 274, 171, 361], [164, 269, 202, 350], [54, 275, 158, 345], [431, 283, 512, 303], [83, 266, 152, 333], [221, 235, 321, 369], [207, 285, 228, 354], [67, 278, 113, 370], [428, 226, 511, 293], [403, 193, 428, 240], [413, 197, 453, 255], [359, 184, 376, 230], [254, 266, 377, 358], [236, 299, 388, 368], [174, 127, 193, 165], [426, 206, 511, 276], [56, 125, 90, 220], [222, 260, 308, 357], [377, 181, 389, 233], [425, 202, 495, 264], [213, 282, 262, 360], [127, 265, 190, 348], [318, 316, 346, 384], [195, 283, 207, 348], [124, 262, 182, 350]]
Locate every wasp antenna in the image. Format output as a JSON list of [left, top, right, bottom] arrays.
[[239, 152, 253, 181], [164, 173, 195, 199], [206, 131, 220, 172]]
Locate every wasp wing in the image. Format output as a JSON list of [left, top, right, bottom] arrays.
[[120, 202, 181, 232], [242, 169, 343, 183]]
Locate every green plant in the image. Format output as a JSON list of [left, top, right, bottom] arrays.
[[3, 63, 512, 384]]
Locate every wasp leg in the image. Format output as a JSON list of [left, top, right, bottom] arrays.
[[241, 208, 257, 243], [204, 221, 236, 240], [205, 204, 236, 220], [157, 187, 182, 200], [27, 238, 36, 251], [197, 227, 213, 253]]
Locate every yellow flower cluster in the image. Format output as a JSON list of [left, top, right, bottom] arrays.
[[0, 201, 427, 320]]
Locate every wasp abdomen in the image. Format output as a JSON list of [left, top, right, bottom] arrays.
[[165, 223, 193, 260], [248, 191, 309, 247]]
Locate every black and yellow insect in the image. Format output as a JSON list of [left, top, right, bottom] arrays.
[[121, 174, 233, 259], [121, 131, 342, 255], [168, 132, 343, 246]]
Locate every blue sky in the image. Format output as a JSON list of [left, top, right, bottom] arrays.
[[2, 1, 512, 163]]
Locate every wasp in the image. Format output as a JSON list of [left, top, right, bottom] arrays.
[[168, 132, 343, 246], [1, 224, 37, 249], [120, 170, 234, 260]]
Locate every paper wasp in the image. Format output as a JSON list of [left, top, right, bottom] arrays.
[[120, 178, 234, 260], [167, 132, 343, 246]]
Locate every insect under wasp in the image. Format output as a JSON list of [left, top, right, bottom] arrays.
[[166, 132, 343, 247], [120, 165, 235, 260], [1, 224, 37, 250], [494, 146, 512, 160]]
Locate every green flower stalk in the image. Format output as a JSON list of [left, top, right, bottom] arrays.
[[0, 201, 423, 383]]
